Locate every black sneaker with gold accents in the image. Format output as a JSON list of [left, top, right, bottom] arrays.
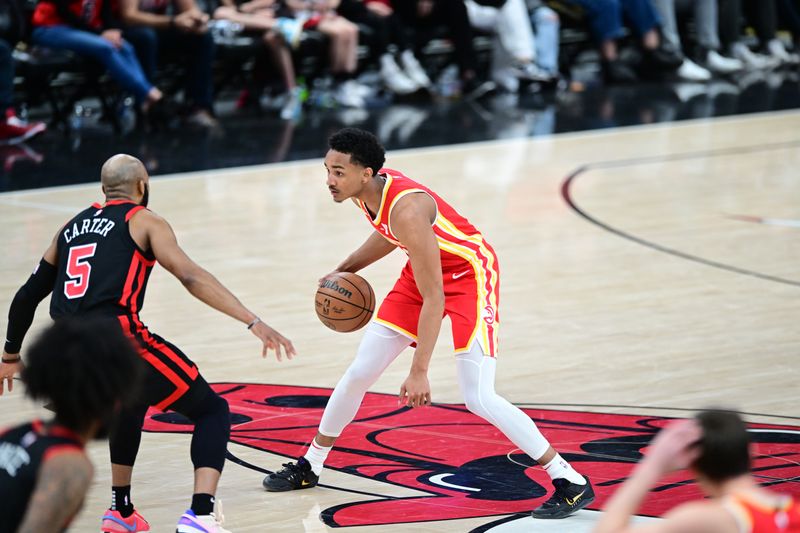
[[262, 457, 319, 492], [531, 477, 595, 519]]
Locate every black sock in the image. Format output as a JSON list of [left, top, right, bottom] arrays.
[[111, 485, 134, 517], [191, 493, 215, 516]]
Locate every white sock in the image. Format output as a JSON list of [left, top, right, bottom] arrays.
[[303, 439, 332, 476], [542, 453, 585, 485]]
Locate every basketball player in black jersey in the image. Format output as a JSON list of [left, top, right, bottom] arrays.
[[1, 317, 141, 533], [0, 153, 296, 533]]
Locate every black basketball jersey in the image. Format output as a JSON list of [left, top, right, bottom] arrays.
[[50, 200, 155, 319], [0, 420, 84, 533]]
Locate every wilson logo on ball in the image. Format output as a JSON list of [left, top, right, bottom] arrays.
[[315, 272, 375, 332], [319, 279, 353, 299]]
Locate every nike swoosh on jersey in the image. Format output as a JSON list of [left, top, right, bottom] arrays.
[[452, 270, 472, 279]]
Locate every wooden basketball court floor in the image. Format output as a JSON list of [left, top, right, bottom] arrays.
[[1, 111, 799, 532]]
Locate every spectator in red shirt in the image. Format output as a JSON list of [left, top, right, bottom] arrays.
[[30, 0, 166, 115]]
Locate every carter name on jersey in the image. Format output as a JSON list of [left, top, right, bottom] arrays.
[[63, 217, 115, 243]]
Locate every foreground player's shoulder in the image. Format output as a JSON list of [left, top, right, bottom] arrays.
[[390, 193, 436, 230], [658, 501, 740, 533], [128, 207, 169, 230]]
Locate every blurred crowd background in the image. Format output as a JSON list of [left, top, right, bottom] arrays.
[[1, 0, 799, 189]]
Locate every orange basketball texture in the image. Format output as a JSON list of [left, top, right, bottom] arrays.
[[315, 272, 375, 332]]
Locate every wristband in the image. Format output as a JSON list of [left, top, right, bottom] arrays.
[[247, 317, 261, 330], [2, 355, 21, 364]]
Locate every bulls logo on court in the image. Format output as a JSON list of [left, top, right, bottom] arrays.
[[143, 384, 800, 529]]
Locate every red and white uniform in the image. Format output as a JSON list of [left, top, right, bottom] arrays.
[[358, 168, 500, 356], [724, 492, 800, 532]]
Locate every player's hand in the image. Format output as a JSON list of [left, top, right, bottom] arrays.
[[641, 419, 703, 474], [318, 271, 340, 284], [398, 371, 431, 408], [250, 321, 296, 362], [0, 353, 23, 395]]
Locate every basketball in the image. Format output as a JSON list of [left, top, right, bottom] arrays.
[[315, 272, 375, 332]]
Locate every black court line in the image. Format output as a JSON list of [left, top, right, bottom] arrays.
[[561, 139, 800, 288], [513, 403, 800, 422]]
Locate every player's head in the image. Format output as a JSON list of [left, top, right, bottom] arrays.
[[22, 317, 143, 439], [325, 129, 386, 202], [101, 154, 150, 207], [690, 410, 751, 486]]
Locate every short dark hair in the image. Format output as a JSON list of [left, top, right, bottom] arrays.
[[22, 317, 143, 434], [691, 410, 751, 482], [328, 128, 386, 176]]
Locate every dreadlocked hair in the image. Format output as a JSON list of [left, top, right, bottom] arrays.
[[22, 316, 143, 434]]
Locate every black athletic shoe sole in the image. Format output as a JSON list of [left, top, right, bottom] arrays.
[[531, 492, 595, 519], [262, 475, 318, 492]]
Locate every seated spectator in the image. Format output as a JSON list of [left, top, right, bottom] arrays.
[[30, 0, 167, 121], [337, 0, 432, 96], [776, 0, 800, 45], [560, 0, 682, 83], [741, 0, 798, 65], [391, 0, 494, 99], [594, 409, 800, 533], [651, 0, 743, 80], [0, 317, 142, 532], [212, 0, 304, 119], [0, 0, 47, 143], [285, 0, 369, 108], [463, 0, 559, 94], [118, 0, 220, 128], [718, 0, 784, 69], [528, 0, 560, 81]]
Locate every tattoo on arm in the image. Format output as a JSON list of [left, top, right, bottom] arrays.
[[18, 452, 92, 533]]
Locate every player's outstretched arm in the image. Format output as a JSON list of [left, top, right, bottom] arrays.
[[137, 212, 296, 360], [1, 234, 59, 394], [594, 420, 717, 533], [391, 195, 443, 408], [17, 452, 92, 533], [333, 230, 397, 274]]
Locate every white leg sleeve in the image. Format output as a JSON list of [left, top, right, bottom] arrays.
[[318, 322, 411, 437], [456, 342, 551, 461]]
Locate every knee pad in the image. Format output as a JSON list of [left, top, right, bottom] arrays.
[[187, 391, 230, 428]]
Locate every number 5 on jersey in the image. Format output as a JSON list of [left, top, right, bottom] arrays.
[[65, 243, 97, 299]]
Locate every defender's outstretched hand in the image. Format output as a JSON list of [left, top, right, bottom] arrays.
[[250, 321, 296, 362], [0, 352, 23, 395]]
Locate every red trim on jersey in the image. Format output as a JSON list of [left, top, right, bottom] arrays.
[[104, 199, 138, 207], [130, 314, 198, 381], [92, 202, 102, 209], [119, 251, 155, 313], [43, 444, 84, 462], [131, 254, 155, 313], [125, 205, 146, 222], [45, 424, 83, 443], [119, 254, 141, 309], [117, 316, 192, 410], [730, 493, 800, 532]]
